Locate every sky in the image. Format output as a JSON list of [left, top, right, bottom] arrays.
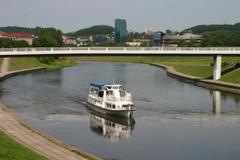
[[0, 0, 239, 33]]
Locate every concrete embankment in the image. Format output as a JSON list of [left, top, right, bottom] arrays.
[[0, 67, 46, 82], [151, 63, 240, 95], [0, 68, 102, 160]]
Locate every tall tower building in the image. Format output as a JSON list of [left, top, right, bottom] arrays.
[[115, 19, 127, 44]]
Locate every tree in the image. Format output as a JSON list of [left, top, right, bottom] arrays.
[[33, 28, 63, 47], [0, 38, 29, 48], [201, 30, 240, 47]]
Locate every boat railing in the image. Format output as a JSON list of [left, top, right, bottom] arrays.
[[106, 95, 132, 102], [106, 96, 119, 101]]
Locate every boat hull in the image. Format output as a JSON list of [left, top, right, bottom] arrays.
[[86, 102, 134, 117]]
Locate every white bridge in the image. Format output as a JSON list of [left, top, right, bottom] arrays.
[[1, 47, 240, 80], [0, 47, 240, 56]]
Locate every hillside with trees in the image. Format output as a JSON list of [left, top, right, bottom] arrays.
[[182, 22, 240, 47], [183, 23, 240, 35], [0, 26, 43, 35], [68, 25, 114, 38]]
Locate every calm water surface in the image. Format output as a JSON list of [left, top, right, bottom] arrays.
[[1, 62, 240, 160]]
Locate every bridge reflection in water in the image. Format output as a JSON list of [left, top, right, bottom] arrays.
[[212, 91, 221, 114], [89, 111, 135, 142]]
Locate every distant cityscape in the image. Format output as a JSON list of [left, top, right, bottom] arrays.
[[0, 19, 240, 47]]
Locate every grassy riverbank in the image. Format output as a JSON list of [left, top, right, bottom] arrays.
[[9, 57, 76, 71], [0, 130, 47, 160], [75, 56, 240, 84]]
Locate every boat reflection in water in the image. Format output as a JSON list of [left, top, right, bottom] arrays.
[[88, 110, 135, 142]]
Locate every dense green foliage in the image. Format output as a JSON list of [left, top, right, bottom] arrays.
[[69, 25, 114, 37], [0, 38, 29, 48], [33, 28, 63, 47], [202, 30, 240, 47], [0, 26, 43, 35], [178, 39, 200, 47], [183, 23, 240, 34], [128, 32, 145, 42], [0, 130, 47, 160], [182, 22, 240, 47], [36, 57, 59, 64]]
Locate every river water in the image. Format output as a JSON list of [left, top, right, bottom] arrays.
[[1, 62, 240, 160]]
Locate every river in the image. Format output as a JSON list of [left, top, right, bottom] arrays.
[[1, 62, 240, 160]]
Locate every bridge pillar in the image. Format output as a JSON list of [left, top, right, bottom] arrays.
[[1, 58, 10, 73], [213, 55, 222, 80]]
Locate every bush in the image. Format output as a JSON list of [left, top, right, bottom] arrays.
[[235, 62, 240, 68], [36, 57, 59, 65]]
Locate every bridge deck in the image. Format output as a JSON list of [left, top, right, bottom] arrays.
[[0, 47, 240, 56]]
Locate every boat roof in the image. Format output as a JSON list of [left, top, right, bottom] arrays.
[[90, 82, 123, 89], [90, 82, 106, 89]]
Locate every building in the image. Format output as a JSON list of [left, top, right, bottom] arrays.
[[144, 27, 154, 36], [115, 19, 127, 44], [127, 41, 142, 47], [163, 33, 202, 47], [90, 35, 109, 44], [0, 32, 35, 45], [62, 35, 77, 46], [153, 31, 164, 46]]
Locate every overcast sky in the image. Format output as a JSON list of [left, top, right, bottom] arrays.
[[1, 0, 239, 32]]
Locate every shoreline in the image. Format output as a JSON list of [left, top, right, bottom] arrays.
[[0, 68, 102, 160], [151, 63, 240, 95]]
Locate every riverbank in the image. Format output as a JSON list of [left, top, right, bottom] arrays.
[[73, 56, 240, 84], [151, 64, 240, 95], [0, 68, 101, 160], [8, 57, 76, 71]]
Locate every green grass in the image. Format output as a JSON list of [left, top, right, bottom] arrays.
[[9, 58, 43, 71], [172, 65, 213, 78], [0, 130, 47, 160], [9, 57, 76, 71], [221, 69, 240, 83]]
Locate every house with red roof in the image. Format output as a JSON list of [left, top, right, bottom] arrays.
[[0, 32, 35, 45]]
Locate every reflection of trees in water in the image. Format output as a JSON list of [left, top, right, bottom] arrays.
[[33, 70, 63, 85], [89, 111, 135, 142], [221, 91, 240, 107], [0, 85, 7, 98]]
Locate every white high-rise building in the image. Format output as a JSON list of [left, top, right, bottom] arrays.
[[144, 27, 154, 35]]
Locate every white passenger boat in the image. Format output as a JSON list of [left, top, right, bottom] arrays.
[[87, 82, 135, 117]]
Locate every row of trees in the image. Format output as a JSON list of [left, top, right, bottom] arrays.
[[0, 28, 63, 48], [0, 38, 29, 48], [1, 23, 240, 47]]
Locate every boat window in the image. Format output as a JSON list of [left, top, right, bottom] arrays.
[[120, 90, 125, 97], [119, 86, 126, 97], [106, 91, 113, 96], [113, 86, 118, 89], [98, 91, 104, 97], [112, 105, 116, 109]]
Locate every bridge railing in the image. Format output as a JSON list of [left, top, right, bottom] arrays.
[[1, 47, 240, 52]]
